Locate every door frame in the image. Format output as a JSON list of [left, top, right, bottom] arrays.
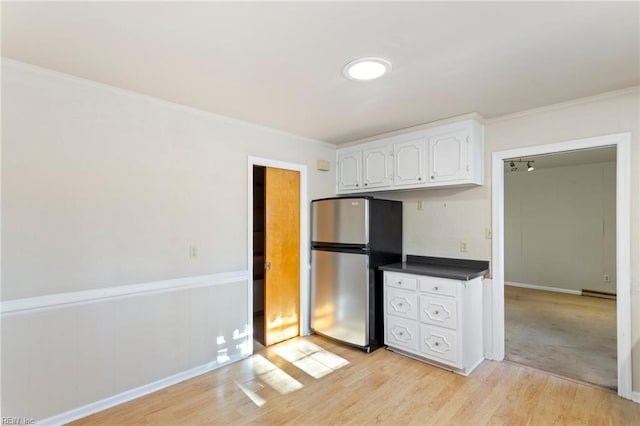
[[247, 156, 309, 351], [489, 132, 632, 399]]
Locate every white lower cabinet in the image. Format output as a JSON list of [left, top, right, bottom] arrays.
[[383, 271, 484, 376]]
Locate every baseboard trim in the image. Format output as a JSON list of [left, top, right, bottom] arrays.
[[37, 353, 249, 425], [632, 391, 640, 403], [1, 270, 249, 316], [505, 281, 581, 296]]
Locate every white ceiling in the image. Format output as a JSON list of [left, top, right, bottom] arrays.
[[2, 2, 639, 144]]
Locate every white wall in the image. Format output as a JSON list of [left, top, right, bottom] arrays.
[[504, 161, 617, 294], [0, 59, 336, 421], [1, 60, 335, 301]]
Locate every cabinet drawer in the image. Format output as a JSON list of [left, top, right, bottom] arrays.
[[419, 295, 457, 329], [386, 288, 418, 320], [385, 272, 418, 291], [419, 276, 457, 297], [386, 316, 419, 352], [420, 325, 459, 366]]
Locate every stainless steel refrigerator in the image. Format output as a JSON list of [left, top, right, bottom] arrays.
[[311, 197, 402, 352]]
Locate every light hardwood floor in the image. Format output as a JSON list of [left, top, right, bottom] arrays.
[[72, 335, 639, 425], [505, 285, 617, 390]]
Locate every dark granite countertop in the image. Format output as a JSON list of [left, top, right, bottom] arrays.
[[379, 255, 489, 281]]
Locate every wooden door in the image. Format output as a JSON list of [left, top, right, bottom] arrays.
[[264, 167, 300, 346]]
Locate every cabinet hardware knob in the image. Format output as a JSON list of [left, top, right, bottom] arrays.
[[418, 177, 422, 181], [397, 281, 402, 285], [355, 184, 359, 187], [433, 286, 439, 291], [435, 342, 440, 346], [399, 332, 404, 336], [398, 303, 403, 307], [364, 183, 368, 186], [431, 176, 435, 179], [434, 310, 439, 315]]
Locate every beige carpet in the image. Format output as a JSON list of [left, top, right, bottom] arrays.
[[505, 285, 617, 390]]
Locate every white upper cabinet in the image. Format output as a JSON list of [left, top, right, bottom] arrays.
[[394, 138, 426, 186], [428, 130, 471, 184], [336, 150, 362, 192], [336, 117, 483, 194], [362, 146, 393, 189]]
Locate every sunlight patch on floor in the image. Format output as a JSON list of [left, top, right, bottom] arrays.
[[236, 354, 303, 406], [273, 339, 349, 379]]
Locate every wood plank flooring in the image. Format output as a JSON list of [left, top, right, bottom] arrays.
[[72, 335, 639, 425], [505, 285, 617, 390]]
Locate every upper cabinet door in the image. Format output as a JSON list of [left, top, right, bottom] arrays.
[[362, 146, 393, 189], [394, 138, 426, 186], [337, 150, 363, 192], [428, 130, 470, 183]]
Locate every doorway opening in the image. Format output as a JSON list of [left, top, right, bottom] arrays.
[[252, 165, 266, 347], [248, 158, 309, 354], [503, 147, 617, 390], [490, 132, 632, 400]]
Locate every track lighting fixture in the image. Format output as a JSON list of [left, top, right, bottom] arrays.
[[507, 159, 535, 172]]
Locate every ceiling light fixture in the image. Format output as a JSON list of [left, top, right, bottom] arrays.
[[343, 57, 392, 81]]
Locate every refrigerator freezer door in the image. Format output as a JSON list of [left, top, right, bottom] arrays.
[[311, 249, 369, 347], [311, 198, 369, 245]]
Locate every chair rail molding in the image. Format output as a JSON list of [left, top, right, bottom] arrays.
[[1, 270, 249, 316]]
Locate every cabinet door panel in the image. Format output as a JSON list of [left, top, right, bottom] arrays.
[[428, 130, 470, 183], [386, 287, 418, 320], [362, 147, 392, 189], [386, 316, 419, 352], [337, 151, 362, 192], [419, 295, 457, 329], [420, 325, 459, 366], [394, 138, 426, 186]]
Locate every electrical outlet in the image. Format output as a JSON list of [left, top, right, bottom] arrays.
[[189, 244, 198, 259], [460, 241, 469, 253], [485, 228, 492, 240], [417, 200, 424, 210], [603, 274, 611, 283]]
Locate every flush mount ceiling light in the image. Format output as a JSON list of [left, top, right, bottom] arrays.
[[343, 57, 392, 81]]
